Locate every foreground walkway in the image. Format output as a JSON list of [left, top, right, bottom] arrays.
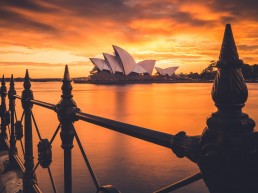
[[0, 151, 22, 193]]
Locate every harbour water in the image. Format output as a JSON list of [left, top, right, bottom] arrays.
[[12, 82, 258, 193]]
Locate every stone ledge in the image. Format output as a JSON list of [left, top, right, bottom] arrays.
[[0, 151, 22, 193]]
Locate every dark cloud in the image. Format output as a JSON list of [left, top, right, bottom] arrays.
[[66, 0, 213, 26], [0, 0, 257, 49], [45, 0, 135, 22], [238, 45, 258, 51], [220, 16, 235, 24], [210, 0, 258, 22], [0, 0, 215, 35], [0, 0, 58, 13], [169, 11, 213, 26], [0, 8, 58, 32]]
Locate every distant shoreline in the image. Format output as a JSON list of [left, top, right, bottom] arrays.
[[73, 79, 258, 84], [4, 78, 258, 84], [3, 78, 62, 82]]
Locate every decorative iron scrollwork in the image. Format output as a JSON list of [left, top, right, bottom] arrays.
[[15, 121, 23, 140], [38, 139, 52, 168]]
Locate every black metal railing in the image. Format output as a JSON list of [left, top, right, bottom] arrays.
[[0, 65, 202, 193]]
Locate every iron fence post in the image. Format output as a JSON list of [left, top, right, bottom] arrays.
[[0, 75, 8, 147], [56, 65, 78, 193], [22, 70, 37, 193], [8, 74, 17, 165], [198, 24, 258, 193]]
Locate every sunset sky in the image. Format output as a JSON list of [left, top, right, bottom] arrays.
[[0, 0, 257, 78]]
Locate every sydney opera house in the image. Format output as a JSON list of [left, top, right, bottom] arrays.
[[87, 45, 179, 82]]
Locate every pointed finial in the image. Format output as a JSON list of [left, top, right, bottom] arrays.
[[61, 65, 73, 99], [217, 24, 243, 68], [1, 75, 5, 86], [10, 74, 14, 89], [25, 69, 29, 79], [23, 69, 31, 90], [22, 69, 33, 109], [8, 74, 16, 101], [57, 65, 78, 122], [63, 65, 71, 82], [1, 75, 6, 97], [212, 24, 247, 110]]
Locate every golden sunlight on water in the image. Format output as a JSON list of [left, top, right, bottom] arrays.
[[10, 82, 258, 193]]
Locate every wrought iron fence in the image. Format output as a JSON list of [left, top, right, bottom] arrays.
[[0, 66, 202, 193]]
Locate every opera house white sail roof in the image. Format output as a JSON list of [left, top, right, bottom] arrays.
[[103, 53, 123, 74], [89, 45, 179, 76], [137, 60, 156, 75], [112, 45, 137, 75], [155, 67, 179, 76], [89, 58, 110, 71]]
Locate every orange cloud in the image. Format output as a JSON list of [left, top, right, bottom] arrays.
[[0, 0, 257, 77]]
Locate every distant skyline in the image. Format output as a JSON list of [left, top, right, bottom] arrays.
[[0, 0, 257, 78]]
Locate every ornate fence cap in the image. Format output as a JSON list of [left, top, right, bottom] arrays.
[[61, 64, 73, 100], [1, 75, 6, 96], [212, 24, 247, 110], [23, 69, 31, 90], [217, 23, 243, 68], [1, 75, 4, 82], [8, 74, 16, 100], [10, 74, 14, 89], [10, 74, 14, 83]]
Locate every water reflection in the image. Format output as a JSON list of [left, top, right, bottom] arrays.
[[9, 82, 258, 193]]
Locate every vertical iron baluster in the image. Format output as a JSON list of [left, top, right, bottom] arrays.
[[8, 74, 17, 165], [0, 75, 7, 148], [56, 65, 79, 193], [22, 70, 37, 193]]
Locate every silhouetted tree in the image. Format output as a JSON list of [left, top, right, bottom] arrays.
[[200, 61, 217, 80], [188, 72, 200, 79], [180, 62, 258, 81], [252, 64, 258, 80], [241, 64, 252, 80]]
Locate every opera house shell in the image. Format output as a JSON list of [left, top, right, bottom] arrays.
[[155, 67, 179, 76], [90, 45, 156, 76]]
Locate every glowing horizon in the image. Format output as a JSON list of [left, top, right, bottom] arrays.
[[0, 0, 257, 78]]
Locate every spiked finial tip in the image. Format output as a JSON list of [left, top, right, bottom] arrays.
[[25, 69, 30, 79], [217, 24, 243, 68], [10, 74, 14, 83], [1, 75, 5, 84], [9, 74, 15, 91], [63, 65, 71, 82], [23, 69, 31, 90], [60, 65, 73, 100]]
